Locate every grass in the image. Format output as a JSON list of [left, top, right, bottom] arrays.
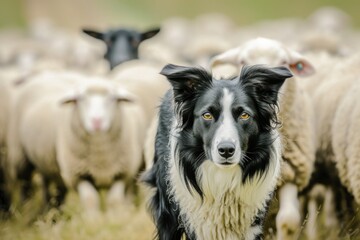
[[0, 187, 155, 240], [1, 184, 360, 240]]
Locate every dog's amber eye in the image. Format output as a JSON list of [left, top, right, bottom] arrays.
[[239, 112, 250, 120], [202, 112, 213, 120]]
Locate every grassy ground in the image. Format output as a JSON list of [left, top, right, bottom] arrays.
[[1, 184, 360, 240], [0, 188, 155, 240]]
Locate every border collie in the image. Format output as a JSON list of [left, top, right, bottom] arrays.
[[142, 64, 292, 240]]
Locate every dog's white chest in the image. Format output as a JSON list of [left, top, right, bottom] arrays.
[[167, 132, 281, 240]]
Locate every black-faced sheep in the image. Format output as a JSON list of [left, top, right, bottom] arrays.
[[82, 27, 160, 69]]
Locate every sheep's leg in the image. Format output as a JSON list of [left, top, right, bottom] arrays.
[[106, 180, 126, 210], [276, 183, 301, 240], [0, 169, 10, 213], [18, 161, 35, 203], [77, 180, 100, 217], [41, 177, 52, 211], [305, 195, 318, 240], [323, 187, 338, 229], [54, 183, 67, 208], [40, 177, 68, 210]]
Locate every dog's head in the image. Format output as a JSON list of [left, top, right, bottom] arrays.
[[161, 64, 292, 195]]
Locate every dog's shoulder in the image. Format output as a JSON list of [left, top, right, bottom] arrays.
[[142, 90, 174, 187]]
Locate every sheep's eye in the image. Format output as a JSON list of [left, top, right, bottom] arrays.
[[239, 112, 250, 120], [296, 62, 304, 71], [106, 37, 115, 46], [131, 39, 139, 47], [105, 40, 112, 46], [202, 112, 213, 120]]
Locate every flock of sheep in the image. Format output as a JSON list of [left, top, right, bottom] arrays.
[[0, 5, 360, 240]]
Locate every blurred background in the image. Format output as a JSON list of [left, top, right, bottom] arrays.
[[1, 0, 359, 30], [1, 1, 360, 240]]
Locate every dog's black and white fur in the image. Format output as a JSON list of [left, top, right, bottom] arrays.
[[142, 64, 292, 240]]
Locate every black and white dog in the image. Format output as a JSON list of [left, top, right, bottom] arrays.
[[143, 64, 292, 240]]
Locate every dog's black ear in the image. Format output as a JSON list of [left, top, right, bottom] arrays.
[[82, 29, 104, 41], [141, 28, 160, 41], [160, 64, 212, 99], [241, 65, 293, 104]]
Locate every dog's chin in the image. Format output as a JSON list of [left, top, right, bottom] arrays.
[[213, 160, 240, 169]]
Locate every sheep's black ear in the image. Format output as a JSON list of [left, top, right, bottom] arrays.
[[140, 28, 160, 41], [160, 64, 212, 100], [241, 65, 293, 104], [82, 29, 104, 41]]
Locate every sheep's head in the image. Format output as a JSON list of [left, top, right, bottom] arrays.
[[60, 83, 135, 134], [211, 37, 315, 77], [82, 27, 160, 69]]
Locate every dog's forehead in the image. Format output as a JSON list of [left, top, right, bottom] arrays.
[[197, 79, 246, 107], [214, 79, 245, 100]]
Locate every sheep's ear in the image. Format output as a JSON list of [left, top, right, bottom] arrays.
[[242, 65, 293, 104], [140, 28, 160, 41], [288, 50, 315, 77], [60, 90, 79, 105], [82, 29, 104, 41], [160, 64, 212, 100], [210, 47, 241, 68], [114, 89, 137, 103]]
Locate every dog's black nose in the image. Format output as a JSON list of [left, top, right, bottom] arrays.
[[218, 142, 235, 159]]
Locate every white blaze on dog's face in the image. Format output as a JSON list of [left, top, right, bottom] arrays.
[[211, 88, 241, 167], [193, 82, 259, 169]]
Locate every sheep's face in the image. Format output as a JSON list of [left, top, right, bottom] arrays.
[[82, 28, 160, 69], [77, 92, 117, 134], [61, 86, 135, 134], [211, 37, 315, 77], [239, 38, 289, 67]]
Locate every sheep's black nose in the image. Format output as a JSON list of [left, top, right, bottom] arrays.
[[218, 142, 235, 159]]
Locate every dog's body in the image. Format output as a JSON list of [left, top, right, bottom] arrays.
[[143, 64, 292, 240]]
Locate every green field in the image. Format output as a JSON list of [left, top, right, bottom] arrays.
[[1, 0, 360, 29]]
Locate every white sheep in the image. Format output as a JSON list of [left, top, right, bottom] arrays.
[[312, 54, 360, 170], [332, 76, 360, 205], [309, 55, 360, 238], [109, 60, 170, 125], [307, 6, 351, 34], [7, 71, 146, 213], [0, 67, 24, 212], [296, 7, 353, 57], [211, 37, 316, 240], [301, 51, 342, 96], [1, 66, 65, 208], [109, 60, 171, 171]]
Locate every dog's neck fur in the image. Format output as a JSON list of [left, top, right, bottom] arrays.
[[167, 120, 282, 240]]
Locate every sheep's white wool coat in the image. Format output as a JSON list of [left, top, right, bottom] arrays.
[[57, 103, 145, 188]]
